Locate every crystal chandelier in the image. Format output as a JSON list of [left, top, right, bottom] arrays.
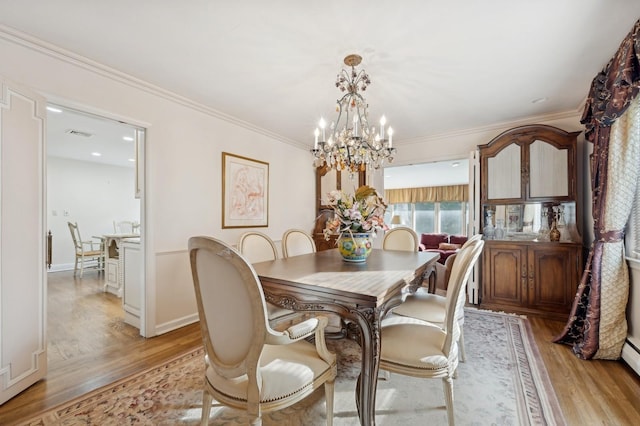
[[311, 54, 396, 172]]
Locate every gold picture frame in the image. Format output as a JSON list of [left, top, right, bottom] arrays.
[[222, 152, 269, 228]]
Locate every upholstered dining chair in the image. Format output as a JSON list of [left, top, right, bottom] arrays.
[[391, 234, 484, 363], [237, 231, 305, 330], [189, 236, 336, 426], [379, 239, 484, 426], [282, 228, 316, 258], [67, 221, 104, 278], [237, 231, 279, 263], [382, 226, 419, 252]]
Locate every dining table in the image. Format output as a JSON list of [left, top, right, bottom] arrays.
[[252, 248, 439, 426]]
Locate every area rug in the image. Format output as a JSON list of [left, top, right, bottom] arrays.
[[17, 309, 565, 425]]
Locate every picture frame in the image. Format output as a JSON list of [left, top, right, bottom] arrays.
[[222, 152, 269, 228]]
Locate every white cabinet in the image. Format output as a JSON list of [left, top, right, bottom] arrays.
[[102, 233, 139, 297], [122, 240, 142, 329]]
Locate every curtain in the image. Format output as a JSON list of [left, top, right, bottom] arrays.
[[385, 185, 468, 204], [554, 20, 640, 360]]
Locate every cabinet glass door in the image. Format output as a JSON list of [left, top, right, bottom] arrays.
[[529, 140, 569, 198], [487, 143, 521, 199]]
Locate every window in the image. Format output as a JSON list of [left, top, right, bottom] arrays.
[[387, 201, 467, 235], [415, 203, 435, 234]]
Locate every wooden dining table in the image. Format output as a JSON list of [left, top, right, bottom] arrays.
[[252, 248, 439, 426]]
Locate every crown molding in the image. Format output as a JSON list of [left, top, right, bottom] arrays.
[[0, 25, 305, 149], [398, 108, 584, 147], [0, 24, 589, 153]]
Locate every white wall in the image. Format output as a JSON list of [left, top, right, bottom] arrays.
[[48, 156, 139, 270], [0, 30, 589, 335], [0, 32, 316, 335]]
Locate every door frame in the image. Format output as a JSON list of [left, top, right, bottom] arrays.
[[44, 95, 153, 337]]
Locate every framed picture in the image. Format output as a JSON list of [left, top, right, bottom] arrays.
[[222, 152, 269, 228]]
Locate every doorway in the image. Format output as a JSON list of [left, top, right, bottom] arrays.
[[45, 104, 147, 361]]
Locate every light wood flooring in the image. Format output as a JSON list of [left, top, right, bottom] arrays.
[[0, 271, 640, 425]]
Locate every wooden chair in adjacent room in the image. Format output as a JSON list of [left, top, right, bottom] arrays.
[[189, 236, 336, 426], [237, 231, 306, 330], [67, 221, 104, 278], [379, 239, 484, 426], [113, 220, 139, 234], [391, 234, 484, 362], [281, 228, 316, 258]]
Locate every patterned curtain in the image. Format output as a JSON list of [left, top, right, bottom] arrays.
[[554, 20, 640, 359], [385, 185, 468, 204]]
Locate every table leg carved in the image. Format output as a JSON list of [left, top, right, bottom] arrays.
[[264, 290, 405, 426]]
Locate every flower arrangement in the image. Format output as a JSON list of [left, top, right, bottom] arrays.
[[323, 185, 388, 240]]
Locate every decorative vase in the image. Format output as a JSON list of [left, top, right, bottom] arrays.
[[483, 210, 495, 240], [494, 219, 505, 239], [337, 232, 372, 262], [549, 220, 561, 242]]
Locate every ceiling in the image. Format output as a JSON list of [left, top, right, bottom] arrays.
[[46, 105, 138, 169], [1, 1, 639, 177]]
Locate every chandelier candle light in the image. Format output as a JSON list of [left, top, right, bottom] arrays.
[[311, 54, 396, 172]]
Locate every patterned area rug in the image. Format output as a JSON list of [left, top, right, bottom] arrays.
[[18, 309, 565, 425]]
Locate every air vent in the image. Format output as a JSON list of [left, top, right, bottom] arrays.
[[65, 129, 93, 138]]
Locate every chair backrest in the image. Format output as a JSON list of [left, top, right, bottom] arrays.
[[282, 229, 316, 258], [189, 236, 269, 381], [237, 231, 278, 263], [440, 234, 482, 291], [442, 239, 484, 356], [461, 233, 482, 249], [114, 220, 138, 234], [382, 227, 419, 252], [68, 222, 82, 252]]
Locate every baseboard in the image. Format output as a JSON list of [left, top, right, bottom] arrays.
[[48, 263, 75, 272], [154, 313, 199, 336], [48, 262, 101, 273], [622, 340, 640, 376]]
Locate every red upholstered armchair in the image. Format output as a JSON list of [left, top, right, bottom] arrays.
[[419, 233, 468, 264]]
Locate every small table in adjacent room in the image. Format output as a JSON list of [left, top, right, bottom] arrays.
[[252, 248, 439, 426]]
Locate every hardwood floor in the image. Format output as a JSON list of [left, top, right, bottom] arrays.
[[529, 315, 640, 425], [0, 271, 201, 425], [1, 272, 639, 425]]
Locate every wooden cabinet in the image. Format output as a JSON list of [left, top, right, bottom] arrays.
[[479, 124, 579, 204], [478, 124, 583, 318], [481, 240, 582, 320]]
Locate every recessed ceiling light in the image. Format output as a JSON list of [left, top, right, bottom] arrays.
[[91, 152, 102, 157], [46, 106, 63, 113], [123, 136, 134, 142], [452, 162, 460, 168], [531, 97, 548, 104]]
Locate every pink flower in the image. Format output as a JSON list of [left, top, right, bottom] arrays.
[[323, 185, 388, 240]]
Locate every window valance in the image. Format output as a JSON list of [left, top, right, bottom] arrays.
[[385, 184, 468, 204]]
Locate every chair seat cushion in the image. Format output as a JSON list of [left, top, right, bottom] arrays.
[[393, 289, 446, 324], [380, 321, 449, 371], [206, 339, 333, 403]]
